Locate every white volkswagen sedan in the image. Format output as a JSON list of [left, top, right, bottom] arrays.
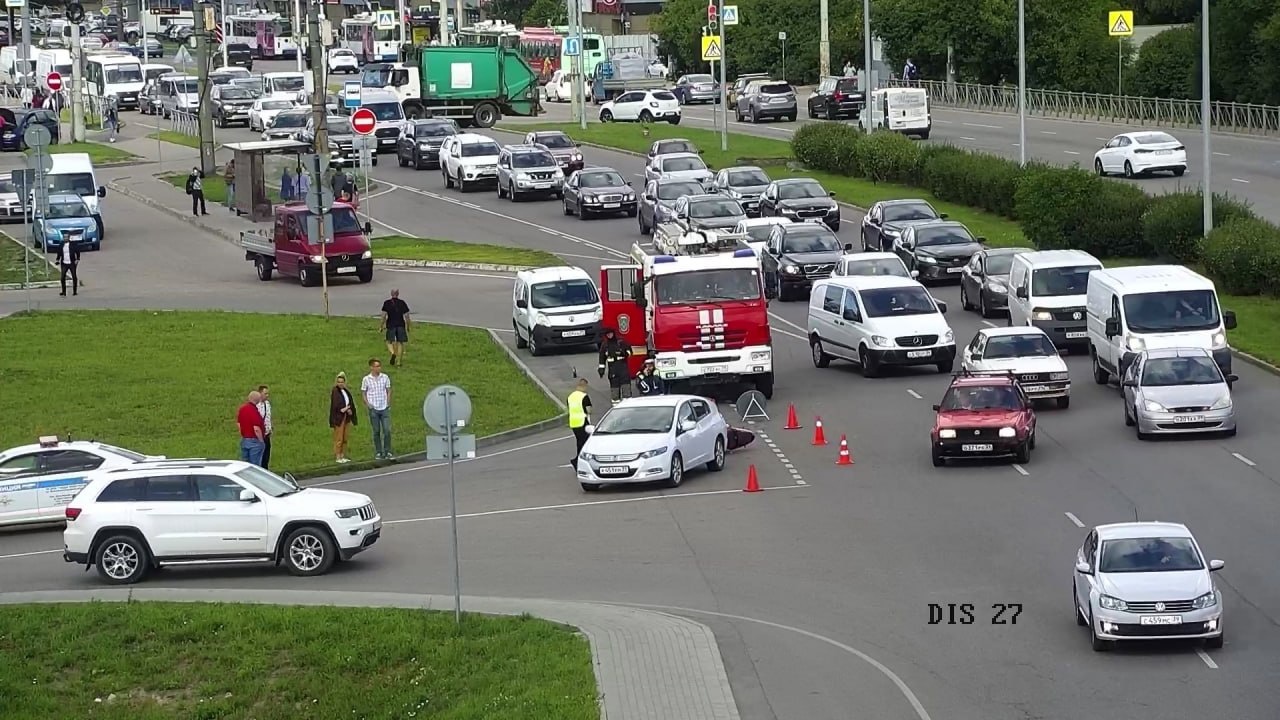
[[1093, 131, 1187, 178], [960, 326, 1071, 408], [1074, 522, 1225, 651], [577, 395, 728, 492], [599, 89, 682, 125]]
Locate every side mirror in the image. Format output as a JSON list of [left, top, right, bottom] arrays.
[[636, 297, 648, 309], [1015, 286, 1028, 300], [976, 236, 988, 243], [828, 191, 836, 197], [1104, 317, 1120, 337], [910, 270, 919, 278], [935, 300, 948, 314], [870, 217, 881, 225], [627, 181, 633, 187], [1121, 379, 1137, 388], [939, 212, 949, 219], [1226, 374, 1239, 383], [679, 419, 697, 433], [843, 243, 853, 251], [516, 299, 528, 309], [1075, 561, 1092, 574], [643, 194, 654, 201], [239, 488, 259, 502], [1223, 309, 1237, 330], [363, 221, 373, 235], [1209, 559, 1225, 572], [931, 404, 941, 411], [584, 424, 595, 434], [698, 149, 704, 154], [97, 186, 107, 197]]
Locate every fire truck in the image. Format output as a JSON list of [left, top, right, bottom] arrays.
[[600, 229, 775, 398]]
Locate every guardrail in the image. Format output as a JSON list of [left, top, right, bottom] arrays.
[[169, 108, 199, 137], [886, 79, 1280, 136]]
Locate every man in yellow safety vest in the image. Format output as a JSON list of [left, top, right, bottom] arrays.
[[567, 378, 593, 469]]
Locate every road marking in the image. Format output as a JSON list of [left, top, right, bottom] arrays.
[[963, 122, 1003, 129], [958, 136, 977, 141], [383, 484, 806, 525], [311, 435, 571, 487], [557, 251, 624, 262], [1063, 151, 1080, 155], [1231, 452, 1256, 467], [981, 320, 998, 328], [1096, 137, 1109, 142], [1212, 152, 1230, 157], [1041, 131, 1057, 135], [1195, 649, 1219, 669], [906, 389, 923, 399], [1012, 464, 1029, 476], [1231, 178, 1250, 184], [381, 268, 513, 280], [1064, 511, 1086, 528], [0, 548, 62, 561]]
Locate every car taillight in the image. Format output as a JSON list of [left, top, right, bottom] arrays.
[[833, 92, 843, 102], [1133, 148, 1152, 154], [66, 507, 82, 520]]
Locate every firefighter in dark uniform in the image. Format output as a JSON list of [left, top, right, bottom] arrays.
[[636, 356, 665, 396], [598, 328, 633, 404]]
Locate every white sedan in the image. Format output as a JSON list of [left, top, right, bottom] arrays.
[[248, 98, 298, 132], [577, 395, 728, 492], [960, 326, 1071, 408], [833, 252, 916, 279], [1, 436, 162, 528], [599, 89, 682, 125], [327, 48, 360, 74], [1094, 131, 1187, 178]]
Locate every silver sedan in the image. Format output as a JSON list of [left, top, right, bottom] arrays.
[[1121, 347, 1237, 438]]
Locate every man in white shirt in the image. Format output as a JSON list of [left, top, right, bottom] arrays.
[[361, 357, 393, 460], [57, 239, 80, 296], [256, 384, 274, 469]]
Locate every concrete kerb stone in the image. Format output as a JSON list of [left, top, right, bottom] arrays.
[[0, 588, 743, 720]]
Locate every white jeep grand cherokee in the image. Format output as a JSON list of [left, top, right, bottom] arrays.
[[63, 460, 381, 585]]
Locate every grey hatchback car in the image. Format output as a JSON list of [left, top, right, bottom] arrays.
[[1121, 347, 1238, 438], [735, 81, 797, 123]]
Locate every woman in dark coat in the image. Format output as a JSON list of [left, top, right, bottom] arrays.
[[329, 371, 359, 463]]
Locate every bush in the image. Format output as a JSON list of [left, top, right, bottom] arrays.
[[1202, 218, 1280, 296], [919, 147, 1025, 219], [1014, 167, 1152, 257], [1141, 192, 1256, 263], [1129, 26, 1198, 100], [792, 122, 863, 176], [852, 131, 921, 184]]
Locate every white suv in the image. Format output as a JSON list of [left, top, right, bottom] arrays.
[[62, 460, 381, 585], [439, 133, 502, 192]]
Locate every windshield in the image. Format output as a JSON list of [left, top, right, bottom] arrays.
[[330, 208, 363, 235], [105, 65, 142, 83], [514, 151, 556, 168], [270, 75, 305, 92], [657, 181, 702, 200], [172, 79, 197, 93], [47, 173, 96, 196], [654, 268, 761, 304], [234, 465, 299, 497], [844, 258, 908, 277], [689, 198, 743, 218], [531, 279, 599, 309], [884, 203, 937, 222], [364, 101, 403, 121], [362, 67, 391, 87], [778, 182, 827, 200], [219, 87, 254, 100], [0, 178, 14, 194], [1099, 537, 1203, 573], [742, 224, 776, 243], [782, 230, 839, 253], [663, 157, 706, 172], [581, 172, 625, 188], [916, 225, 974, 247], [594, 406, 674, 435], [1141, 356, 1223, 386], [984, 254, 1018, 275], [861, 286, 938, 317], [983, 333, 1057, 359], [537, 134, 573, 149], [260, 100, 292, 110], [1031, 265, 1099, 297], [326, 120, 352, 136], [657, 140, 697, 155], [45, 200, 89, 218], [272, 112, 307, 127], [941, 384, 1021, 411], [415, 123, 454, 138], [727, 169, 769, 186], [461, 142, 500, 157], [685, 74, 713, 83], [1122, 290, 1220, 333]]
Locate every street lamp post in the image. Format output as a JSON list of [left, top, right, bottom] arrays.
[[1200, 0, 1213, 235], [1017, 0, 1027, 166]]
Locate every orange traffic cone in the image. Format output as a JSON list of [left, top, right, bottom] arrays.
[[836, 435, 854, 465], [744, 464, 762, 492], [784, 403, 801, 430], [812, 417, 827, 445]]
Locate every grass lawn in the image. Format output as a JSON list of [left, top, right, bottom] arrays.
[[148, 130, 198, 149], [0, 310, 559, 474], [374, 235, 562, 267], [160, 172, 280, 206], [0, 232, 57, 285], [0, 602, 599, 720], [37, 141, 137, 165]]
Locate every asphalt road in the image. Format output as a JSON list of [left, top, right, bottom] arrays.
[[5, 89, 1280, 719]]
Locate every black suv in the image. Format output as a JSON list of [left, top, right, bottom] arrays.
[[225, 43, 253, 71], [211, 85, 258, 128], [759, 178, 841, 231], [523, 130, 584, 174], [396, 119, 457, 170], [807, 76, 864, 120], [761, 223, 851, 301]]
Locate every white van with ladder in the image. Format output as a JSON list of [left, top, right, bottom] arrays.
[[868, 87, 931, 139]]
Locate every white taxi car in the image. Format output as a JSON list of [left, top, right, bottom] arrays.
[[0, 436, 161, 528], [960, 326, 1070, 408], [599, 89, 682, 125], [577, 395, 728, 492]]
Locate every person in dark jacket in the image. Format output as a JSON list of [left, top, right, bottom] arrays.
[[56, 238, 80, 296], [636, 357, 665, 396], [185, 167, 208, 216], [597, 328, 633, 404], [329, 371, 359, 463]]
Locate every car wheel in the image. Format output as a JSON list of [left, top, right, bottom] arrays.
[[706, 436, 726, 472], [1029, 430, 1037, 450], [528, 330, 544, 357], [1091, 351, 1110, 384], [980, 292, 996, 319], [1205, 631, 1224, 649], [665, 452, 684, 487], [859, 346, 880, 378], [283, 525, 337, 576], [811, 338, 831, 368], [1056, 396, 1070, 410], [1089, 611, 1110, 652], [1135, 414, 1150, 441], [513, 322, 528, 349], [577, 202, 589, 220], [932, 449, 945, 467], [563, 198, 573, 215], [600, 109, 613, 122], [1094, 158, 1105, 176], [443, 168, 454, 188], [94, 534, 150, 585], [1074, 583, 1087, 626], [639, 110, 653, 123], [1015, 438, 1032, 464], [497, 181, 506, 198], [960, 284, 973, 311], [1124, 160, 1135, 178], [398, 153, 407, 167]]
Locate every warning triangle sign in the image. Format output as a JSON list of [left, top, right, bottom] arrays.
[[1111, 16, 1130, 33], [701, 37, 722, 60]]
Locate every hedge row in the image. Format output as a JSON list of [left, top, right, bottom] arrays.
[[790, 123, 1280, 297]]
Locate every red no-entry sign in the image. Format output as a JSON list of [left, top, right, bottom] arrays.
[[46, 72, 63, 93], [350, 108, 376, 135]]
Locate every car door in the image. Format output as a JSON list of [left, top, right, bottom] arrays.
[[813, 284, 844, 355], [564, 172, 580, 205], [1075, 529, 1099, 612], [277, 212, 305, 272], [839, 288, 867, 354], [674, 401, 700, 462], [690, 399, 715, 462], [961, 253, 983, 303], [896, 227, 916, 267], [0, 451, 43, 524], [613, 92, 641, 120], [133, 475, 198, 557], [514, 279, 532, 338], [962, 333, 987, 371], [496, 150, 511, 187], [1100, 136, 1122, 170], [862, 202, 883, 249], [711, 169, 727, 193], [1122, 352, 1141, 408], [190, 474, 269, 555], [759, 183, 777, 216], [641, 180, 658, 224], [672, 196, 689, 228]]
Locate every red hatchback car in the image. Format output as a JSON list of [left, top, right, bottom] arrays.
[[931, 372, 1037, 467]]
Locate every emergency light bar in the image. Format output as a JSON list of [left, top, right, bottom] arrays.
[[38, 436, 60, 447]]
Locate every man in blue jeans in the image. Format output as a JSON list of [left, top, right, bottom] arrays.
[[361, 358, 393, 460], [236, 390, 267, 466]]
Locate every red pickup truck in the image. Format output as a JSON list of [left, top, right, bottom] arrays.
[[240, 202, 375, 286]]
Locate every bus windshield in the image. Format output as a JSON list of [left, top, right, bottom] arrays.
[[105, 65, 143, 84], [655, 268, 761, 305]]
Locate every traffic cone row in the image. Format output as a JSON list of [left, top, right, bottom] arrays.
[[745, 407, 858, 492], [812, 417, 827, 445]]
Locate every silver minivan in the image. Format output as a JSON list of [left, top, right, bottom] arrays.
[[157, 74, 199, 118]]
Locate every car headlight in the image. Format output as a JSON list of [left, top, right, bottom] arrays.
[[1143, 399, 1167, 413], [1209, 394, 1232, 410], [938, 429, 957, 439], [750, 350, 770, 361], [1031, 310, 1053, 321], [533, 313, 549, 326], [639, 446, 668, 459], [943, 329, 954, 343], [1211, 331, 1226, 349], [782, 264, 800, 274], [361, 250, 372, 259], [419, 142, 432, 149], [516, 172, 531, 180], [1050, 372, 1070, 381], [334, 507, 360, 519], [987, 281, 1008, 294], [998, 427, 1016, 438], [1098, 594, 1128, 611], [1127, 336, 1146, 352], [572, 153, 582, 161], [310, 254, 324, 263], [580, 452, 595, 462], [1192, 591, 1218, 609], [625, 192, 636, 200], [591, 307, 603, 321], [917, 255, 937, 264], [870, 335, 891, 347]]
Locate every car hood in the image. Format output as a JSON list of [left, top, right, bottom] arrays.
[[936, 409, 1025, 428], [782, 249, 842, 264], [659, 169, 712, 183], [975, 356, 1068, 374], [1098, 570, 1211, 602], [580, 186, 631, 196], [175, 92, 199, 105], [778, 197, 835, 211], [583, 433, 670, 456], [916, 242, 983, 260], [457, 156, 498, 166], [1142, 383, 1230, 408], [689, 215, 746, 230], [43, 217, 96, 231], [293, 487, 373, 509], [548, 148, 580, 158]]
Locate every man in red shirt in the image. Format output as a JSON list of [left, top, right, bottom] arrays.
[[237, 391, 267, 466]]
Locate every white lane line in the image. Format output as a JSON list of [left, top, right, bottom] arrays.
[[936, 119, 953, 124], [1212, 152, 1230, 157], [312, 435, 571, 487], [769, 313, 807, 334], [1231, 178, 1251, 184], [557, 251, 624, 262], [1064, 511, 1086, 528], [1231, 452, 1256, 467], [1096, 137, 1109, 142], [958, 136, 977, 141], [981, 320, 999, 328], [0, 548, 62, 561], [1195, 649, 1219, 669], [757, 427, 806, 486], [1012, 464, 1030, 476], [1041, 131, 1057, 135], [1063, 151, 1080, 155], [1011, 143, 1021, 147], [906, 389, 923, 399], [774, 327, 808, 343], [963, 122, 1003, 129]]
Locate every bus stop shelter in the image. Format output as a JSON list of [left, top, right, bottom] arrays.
[[221, 139, 311, 222]]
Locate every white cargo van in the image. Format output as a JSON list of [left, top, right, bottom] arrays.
[[511, 266, 603, 355], [35, 49, 73, 91], [1007, 250, 1103, 352], [868, 87, 930, 139], [46, 153, 107, 240], [262, 71, 310, 100], [84, 53, 145, 110], [1086, 265, 1237, 384], [0, 46, 36, 86], [339, 87, 404, 152]]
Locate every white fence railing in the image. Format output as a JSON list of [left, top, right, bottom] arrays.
[[887, 79, 1280, 136]]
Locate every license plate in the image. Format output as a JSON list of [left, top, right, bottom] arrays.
[[372, 520, 382, 531], [946, 267, 964, 273], [962, 444, 994, 452], [1156, 150, 1173, 155], [702, 365, 727, 374], [1065, 331, 1087, 339], [1022, 385, 1050, 393], [561, 329, 586, 337], [1140, 615, 1182, 625], [534, 182, 552, 188], [597, 465, 630, 476], [336, 266, 356, 274], [603, 203, 620, 209], [1172, 415, 1204, 423], [906, 350, 931, 359]]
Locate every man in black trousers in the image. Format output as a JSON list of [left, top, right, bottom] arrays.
[[57, 238, 79, 296], [185, 167, 208, 216]]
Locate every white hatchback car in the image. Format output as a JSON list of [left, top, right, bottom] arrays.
[[577, 395, 728, 492], [62, 460, 381, 584], [599, 89, 682, 124], [1093, 131, 1187, 178], [644, 151, 713, 185], [248, 98, 296, 132], [960, 326, 1071, 408], [1074, 522, 1224, 651], [327, 47, 360, 74]]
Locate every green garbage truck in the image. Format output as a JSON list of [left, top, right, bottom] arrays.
[[355, 45, 541, 128]]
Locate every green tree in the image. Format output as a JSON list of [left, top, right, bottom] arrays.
[[523, 0, 565, 27], [870, 0, 1015, 85], [1130, 26, 1197, 98], [484, 0, 534, 25], [1209, 0, 1280, 106], [1134, 0, 1199, 24]]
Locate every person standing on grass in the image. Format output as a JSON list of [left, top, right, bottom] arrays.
[[256, 384, 274, 469], [361, 358, 393, 460], [57, 238, 80, 297], [185, 167, 208, 216], [329, 371, 357, 464], [237, 391, 266, 466], [224, 158, 237, 211], [380, 289, 410, 366]]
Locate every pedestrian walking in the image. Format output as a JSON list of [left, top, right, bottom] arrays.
[[280, 165, 295, 202], [567, 377, 593, 469], [329, 371, 358, 463], [104, 97, 119, 143], [56, 238, 80, 297], [237, 391, 267, 466], [636, 357, 665, 396], [361, 358, 393, 460], [185, 167, 208, 216], [380, 289, 410, 366], [256, 384, 274, 469], [294, 167, 310, 202], [598, 327, 633, 404], [224, 158, 237, 211]]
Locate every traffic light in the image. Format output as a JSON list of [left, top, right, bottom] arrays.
[[706, 3, 718, 32]]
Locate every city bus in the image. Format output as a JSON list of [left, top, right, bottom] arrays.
[[456, 22, 563, 82], [341, 13, 403, 64], [83, 52, 145, 110], [225, 11, 299, 59]]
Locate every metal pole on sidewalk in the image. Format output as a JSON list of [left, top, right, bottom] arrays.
[[1016, 0, 1027, 166], [717, 0, 726, 152], [71, 22, 87, 143], [1199, 0, 1213, 236], [142, 0, 150, 65], [221, 0, 229, 67], [194, 3, 215, 176], [443, 389, 461, 624], [309, 0, 331, 318]]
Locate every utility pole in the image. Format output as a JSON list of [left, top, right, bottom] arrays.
[[567, 0, 580, 127], [194, 3, 215, 175], [716, 0, 726, 151], [307, 0, 332, 317], [861, 0, 872, 131], [19, 0, 31, 100], [819, 0, 830, 76], [438, 0, 449, 45], [141, 0, 150, 64], [1199, 0, 1212, 236], [70, 20, 86, 142], [221, 0, 229, 67]]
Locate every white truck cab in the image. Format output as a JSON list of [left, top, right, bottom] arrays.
[[1008, 250, 1103, 352], [1086, 265, 1237, 384], [512, 266, 604, 356]]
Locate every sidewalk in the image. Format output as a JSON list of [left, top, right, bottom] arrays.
[[0, 587, 742, 720]]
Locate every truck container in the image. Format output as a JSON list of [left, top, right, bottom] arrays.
[[393, 45, 540, 128]]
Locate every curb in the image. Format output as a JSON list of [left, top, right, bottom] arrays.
[[0, 280, 60, 291], [488, 327, 569, 411], [375, 257, 530, 272]]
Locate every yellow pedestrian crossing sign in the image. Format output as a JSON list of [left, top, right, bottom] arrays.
[[1109, 10, 1134, 37], [701, 36, 722, 61]]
